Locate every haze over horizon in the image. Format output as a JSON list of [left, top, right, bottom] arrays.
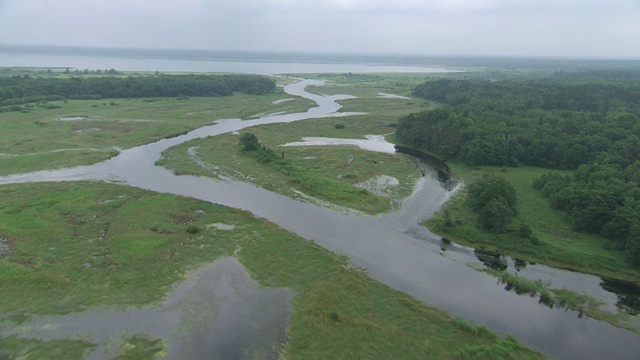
[[0, 0, 639, 59]]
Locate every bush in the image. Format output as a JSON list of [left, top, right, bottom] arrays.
[[478, 200, 514, 233], [186, 225, 201, 234], [517, 223, 533, 239], [468, 174, 518, 233], [239, 133, 260, 152], [468, 174, 517, 214]]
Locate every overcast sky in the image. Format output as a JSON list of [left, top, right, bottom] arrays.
[[0, 0, 639, 58]]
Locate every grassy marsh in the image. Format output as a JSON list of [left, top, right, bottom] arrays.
[[157, 74, 441, 214], [157, 119, 419, 214], [0, 91, 314, 176], [0, 182, 543, 359]]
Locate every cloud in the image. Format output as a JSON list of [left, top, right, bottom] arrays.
[[0, 0, 639, 57]]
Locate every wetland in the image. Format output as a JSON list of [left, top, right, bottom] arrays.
[[1, 65, 639, 359]]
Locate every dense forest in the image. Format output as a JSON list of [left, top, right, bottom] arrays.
[[0, 73, 276, 111], [398, 78, 640, 168], [397, 75, 640, 264]]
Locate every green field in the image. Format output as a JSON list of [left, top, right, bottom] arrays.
[[0, 182, 543, 359], [0, 90, 314, 176]]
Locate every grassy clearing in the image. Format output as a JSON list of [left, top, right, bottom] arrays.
[[0, 90, 314, 175], [0, 182, 543, 359], [425, 164, 640, 333]]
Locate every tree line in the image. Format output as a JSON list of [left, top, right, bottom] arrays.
[[397, 75, 640, 265], [0, 73, 276, 110], [533, 154, 640, 264], [398, 78, 640, 169]]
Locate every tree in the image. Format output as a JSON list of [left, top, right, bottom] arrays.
[[467, 174, 518, 233], [517, 223, 533, 239], [478, 200, 515, 233], [468, 174, 517, 215], [239, 133, 260, 152], [626, 225, 640, 265]]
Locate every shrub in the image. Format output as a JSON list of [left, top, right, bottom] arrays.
[[239, 133, 260, 152]]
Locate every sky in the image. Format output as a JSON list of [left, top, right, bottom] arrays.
[[0, 0, 639, 58]]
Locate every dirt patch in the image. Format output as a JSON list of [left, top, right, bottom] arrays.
[[207, 223, 236, 231], [56, 116, 87, 121], [170, 210, 206, 225], [74, 127, 102, 133], [65, 212, 88, 226], [377, 92, 411, 100], [355, 175, 400, 197], [170, 213, 198, 225], [0, 236, 13, 258]]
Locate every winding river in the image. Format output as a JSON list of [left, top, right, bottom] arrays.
[[1, 80, 640, 359]]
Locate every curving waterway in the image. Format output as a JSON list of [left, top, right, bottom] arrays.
[[1, 80, 640, 359]]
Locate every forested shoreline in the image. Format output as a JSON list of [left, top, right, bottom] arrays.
[[0, 73, 276, 111], [398, 74, 640, 265]]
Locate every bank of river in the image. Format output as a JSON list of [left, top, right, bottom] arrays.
[[1, 79, 640, 359]]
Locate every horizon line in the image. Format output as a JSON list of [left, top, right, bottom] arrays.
[[2, 43, 640, 62]]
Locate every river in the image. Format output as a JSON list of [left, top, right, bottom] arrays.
[[1, 78, 640, 359]]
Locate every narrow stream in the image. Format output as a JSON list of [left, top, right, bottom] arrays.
[[1, 80, 639, 359]]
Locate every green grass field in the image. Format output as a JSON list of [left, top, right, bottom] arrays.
[[0, 182, 543, 359], [0, 91, 314, 176]]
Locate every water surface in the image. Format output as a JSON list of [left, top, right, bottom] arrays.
[[0, 258, 291, 360]]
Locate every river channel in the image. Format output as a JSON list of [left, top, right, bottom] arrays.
[[1, 79, 639, 359]]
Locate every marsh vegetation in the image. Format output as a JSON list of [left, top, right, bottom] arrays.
[[0, 182, 543, 359], [3, 67, 640, 358]]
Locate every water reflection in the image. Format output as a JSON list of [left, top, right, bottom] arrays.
[[601, 278, 640, 316], [474, 249, 508, 271], [0, 258, 291, 360], [514, 258, 528, 271]]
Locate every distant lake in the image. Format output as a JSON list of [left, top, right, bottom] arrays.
[[0, 46, 459, 74]]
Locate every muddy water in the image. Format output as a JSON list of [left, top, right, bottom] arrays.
[[0, 258, 291, 359], [1, 80, 640, 359]]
